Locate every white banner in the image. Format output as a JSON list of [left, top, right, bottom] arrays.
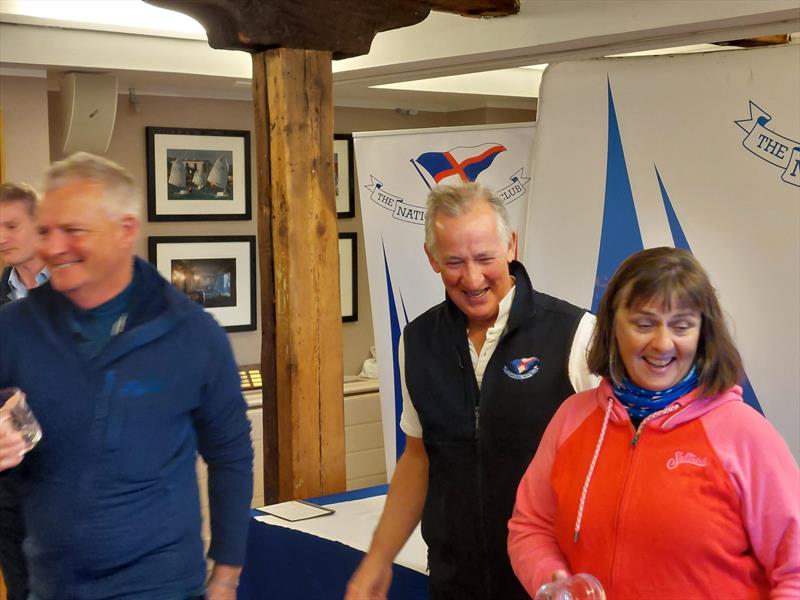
[[354, 123, 536, 475], [524, 45, 800, 459]]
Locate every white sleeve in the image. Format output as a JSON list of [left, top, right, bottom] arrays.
[[397, 332, 423, 438], [568, 312, 601, 393]]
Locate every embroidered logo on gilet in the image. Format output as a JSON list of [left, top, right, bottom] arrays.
[[502, 356, 540, 380]]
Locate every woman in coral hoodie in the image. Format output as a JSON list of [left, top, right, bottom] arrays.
[[508, 247, 799, 599]]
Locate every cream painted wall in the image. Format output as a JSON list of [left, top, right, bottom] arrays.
[[0, 75, 50, 186]]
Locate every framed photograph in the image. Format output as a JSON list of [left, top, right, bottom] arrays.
[[339, 232, 358, 322], [334, 134, 355, 218], [148, 235, 257, 332], [146, 127, 252, 221]]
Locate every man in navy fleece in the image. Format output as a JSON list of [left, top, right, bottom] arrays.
[[0, 153, 253, 599]]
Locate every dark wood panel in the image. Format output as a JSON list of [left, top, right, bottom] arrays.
[[145, 0, 518, 58]]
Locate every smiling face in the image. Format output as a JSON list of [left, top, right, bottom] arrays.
[[425, 198, 516, 330], [37, 178, 139, 309], [614, 296, 701, 391], [0, 200, 39, 267]]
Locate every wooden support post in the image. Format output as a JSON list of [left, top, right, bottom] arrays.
[[251, 53, 279, 504], [252, 48, 345, 501]]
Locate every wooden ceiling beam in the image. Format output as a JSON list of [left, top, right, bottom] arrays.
[[146, 0, 428, 59], [715, 34, 791, 48], [427, 0, 519, 18], [146, 0, 519, 59]]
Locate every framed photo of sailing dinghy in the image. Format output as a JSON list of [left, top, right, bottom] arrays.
[[334, 134, 355, 218], [146, 127, 252, 221], [148, 235, 257, 332]]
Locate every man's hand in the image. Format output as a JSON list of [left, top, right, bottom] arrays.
[[0, 420, 26, 471], [344, 436, 428, 600], [345, 553, 393, 600], [206, 563, 241, 600]]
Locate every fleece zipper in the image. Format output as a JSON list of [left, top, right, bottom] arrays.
[[606, 404, 681, 591], [607, 423, 637, 592]]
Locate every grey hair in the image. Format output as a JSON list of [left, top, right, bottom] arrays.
[[0, 182, 39, 217], [424, 182, 512, 260], [43, 152, 140, 219]]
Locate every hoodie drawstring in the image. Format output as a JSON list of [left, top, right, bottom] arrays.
[[574, 396, 614, 543]]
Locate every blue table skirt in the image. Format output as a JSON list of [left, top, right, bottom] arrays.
[[238, 486, 428, 599]]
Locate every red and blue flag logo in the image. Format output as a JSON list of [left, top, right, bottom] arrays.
[[412, 143, 507, 187]]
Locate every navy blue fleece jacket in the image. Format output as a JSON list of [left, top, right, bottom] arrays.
[[0, 258, 253, 599]]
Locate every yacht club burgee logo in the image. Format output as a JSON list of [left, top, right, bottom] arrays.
[[364, 142, 531, 225], [503, 356, 540, 380], [736, 101, 800, 187]]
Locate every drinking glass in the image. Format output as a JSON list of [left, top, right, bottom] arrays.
[[534, 573, 606, 600], [0, 387, 42, 452]]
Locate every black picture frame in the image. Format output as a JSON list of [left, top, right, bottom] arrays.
[[148, 235, 257, 332], [334, 134, 355, 218], [146, 127, 252, 222], [339, 232, 358, 322]]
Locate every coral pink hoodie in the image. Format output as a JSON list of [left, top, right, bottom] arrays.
[[508, 380, 800, 599]]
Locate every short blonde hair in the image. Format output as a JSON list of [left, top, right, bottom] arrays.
[[44, 152, 140, 219]]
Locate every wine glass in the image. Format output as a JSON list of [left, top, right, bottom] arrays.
[[534, 573, 605, 600]]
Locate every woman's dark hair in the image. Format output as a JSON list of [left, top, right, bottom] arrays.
[[587, 247, 743, 395]]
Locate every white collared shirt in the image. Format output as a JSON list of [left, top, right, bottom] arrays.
[[6, 266, 49, 302], [398, 286, 599, 438]]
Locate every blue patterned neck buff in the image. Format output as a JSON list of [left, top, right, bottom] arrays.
[[612, 365, 699, 421]]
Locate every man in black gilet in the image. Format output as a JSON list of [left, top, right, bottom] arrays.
[[346, 183, 598, 599]]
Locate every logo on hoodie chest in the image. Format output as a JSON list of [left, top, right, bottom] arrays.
[[502, 356, 540, 380], [666, 450, 709, 470], [119, 379, 163, 397]]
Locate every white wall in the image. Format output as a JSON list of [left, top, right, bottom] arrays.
[[0, 73, 50, 185]]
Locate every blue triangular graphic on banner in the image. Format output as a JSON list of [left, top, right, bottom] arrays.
[[399, 292, 410, 327], [382, 238, 406, 458], [592, 80, 644, 313], [654, 167, 764, 414], [655, 167, 690, 251], [737, 377, 764, 415]]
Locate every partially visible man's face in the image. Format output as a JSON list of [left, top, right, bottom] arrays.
[[37, 179, 138, 309], [0, 200, 38, 267], [425, 198, 516, 330]]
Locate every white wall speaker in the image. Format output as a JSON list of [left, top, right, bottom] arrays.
[[61, 73, 118, 155]]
